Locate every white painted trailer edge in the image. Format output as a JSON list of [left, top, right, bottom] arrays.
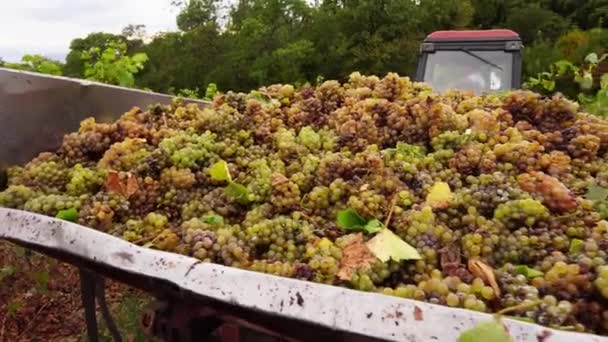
[[1, 208, 606, 342]]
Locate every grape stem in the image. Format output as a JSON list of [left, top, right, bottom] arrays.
[[132, 235, 155, 245], [496, 299, 543, 316], [384, 194, 398, 227]]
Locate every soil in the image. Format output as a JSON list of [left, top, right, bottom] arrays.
[[0, 241, 147, 342]]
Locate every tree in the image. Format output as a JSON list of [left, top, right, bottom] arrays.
[[470, 0, 502, 28], [543, 0, 608, 29], [175, 0, 219, 31], [81, 41, 148, 87], [57, 0, 598, 93], [64, 32, 126, 77], [4, 55, 63, 76], [206, 0, 315, 89], [122, 24, 147, 40], [417, 0, 475, 32], [306, 0, 424, 79], [504, 3, 571, 44]]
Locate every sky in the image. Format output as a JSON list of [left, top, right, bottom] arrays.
[[0, 0, 179, 62]]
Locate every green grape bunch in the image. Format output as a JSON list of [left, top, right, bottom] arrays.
[[3, 73, 608, 334]]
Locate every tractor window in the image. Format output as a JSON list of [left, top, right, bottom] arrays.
[[423, 50, 513, 94]]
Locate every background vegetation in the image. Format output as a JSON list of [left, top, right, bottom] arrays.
[[1, 0, 607, 97]]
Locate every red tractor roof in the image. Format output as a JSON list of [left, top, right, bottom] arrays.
[[426, 29, 520, 41]]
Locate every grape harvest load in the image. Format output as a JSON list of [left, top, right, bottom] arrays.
[[2, 73, 608, 334]]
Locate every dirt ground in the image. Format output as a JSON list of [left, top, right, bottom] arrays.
[[0, 241, 149, 342]]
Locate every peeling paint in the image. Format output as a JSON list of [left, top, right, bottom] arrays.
[[414, 306, 423, 321]]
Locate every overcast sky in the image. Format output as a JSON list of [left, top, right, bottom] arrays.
[[0, 0, 178, 62]]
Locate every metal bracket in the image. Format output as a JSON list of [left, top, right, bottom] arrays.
[[79, 268, 122, 342], [139, 300, 304, 342]]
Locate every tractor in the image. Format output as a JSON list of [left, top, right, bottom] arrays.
[[416, 29, 523, 94]]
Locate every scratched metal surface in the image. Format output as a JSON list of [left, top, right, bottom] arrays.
[[0, 68, 208, 171], [1, 209, 607, 342]]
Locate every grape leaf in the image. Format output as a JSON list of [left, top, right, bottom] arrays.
[[458, 319, 512, 342], [364, 219, 384, 234], [209, 160, 232, 182], [203, 214, 224, 224], [337, 208, 367, 230], [585, 52, 599, 64], [541, 79, 555, 91], [337, 209, 382, 234], [515, 265, 544, 279], [105, 171, 139, 198], [601, 74, 608, 90], [468, 258, 501, 297], [578, 71, 594, 90], [569, 238, 583, 254], [425, 182, 454, 209], [56, 208, 78, 222], [337, 233, 377, 281], [125, 176, 139, 197], [586, 185, 608, 202], [366, 228, 421, 262], [225, 182, 251, 204]]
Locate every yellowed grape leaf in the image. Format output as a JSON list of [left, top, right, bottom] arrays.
[[425, 182, 453, 209], [209, 160, 232, 182], [337, 233, 378, 281], [468, 258, 501, 297], [366, 228, 421, 262]]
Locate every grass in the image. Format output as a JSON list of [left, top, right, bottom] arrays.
[[81, 291, 150, 342]]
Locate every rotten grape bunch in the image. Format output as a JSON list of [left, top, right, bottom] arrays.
[[3, 73, 608, 335]]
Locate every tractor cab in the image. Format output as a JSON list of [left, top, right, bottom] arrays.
[[415, 29, 523, 94]]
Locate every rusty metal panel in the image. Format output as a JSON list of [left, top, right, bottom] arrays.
[[1, 208, 606, 342], [0, 67, 208, 172]]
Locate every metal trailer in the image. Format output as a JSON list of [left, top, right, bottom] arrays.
[[1, 68, 607, 342]]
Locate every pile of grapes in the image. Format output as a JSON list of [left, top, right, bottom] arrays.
[[3, 73, 608, 333]]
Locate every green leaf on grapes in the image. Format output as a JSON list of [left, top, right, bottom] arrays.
[[364, 219, 384, 234], [337, 208, 367, 230], [337, 209, 384, 234], [569, 238, 583, 254], [586, 185, 608, 202], [203, 214, 224, 224], [600, 74, 608, 90], [585, 53, 599, 64], [458, 318, 512, 342], [225, 182, 251, 204], [56, 208, 78, 222], [515, 265, 544, 279], [541, 79, 555, 91], [209, 160, 232, 182], [366, 228, 421, 262]]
